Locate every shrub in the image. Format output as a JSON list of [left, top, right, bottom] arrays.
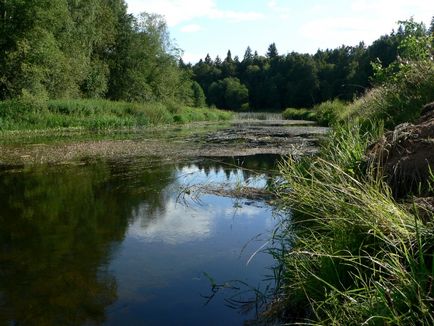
[[282, 108, 316, 121], [314, 99, 348, 126]]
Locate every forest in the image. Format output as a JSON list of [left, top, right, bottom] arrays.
[[1, 0, 432, 115], [0, 0, 205, 107], [187, 20, 433, 110]]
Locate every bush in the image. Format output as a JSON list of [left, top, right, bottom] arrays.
[[314, 99, 348, 126], [282, 108, 316, 120]]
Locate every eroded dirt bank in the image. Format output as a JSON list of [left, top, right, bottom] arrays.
[[0, 119, 328, 166]]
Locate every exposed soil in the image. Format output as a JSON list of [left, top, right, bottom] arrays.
[[0, 119, 327, 167], [367, 102, 434, 198]]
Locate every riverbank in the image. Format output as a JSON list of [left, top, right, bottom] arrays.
[[262, 55, 434, 324], [0, 98, 232, 131]]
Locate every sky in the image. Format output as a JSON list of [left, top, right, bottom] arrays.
[[125, 0, 434, 63]]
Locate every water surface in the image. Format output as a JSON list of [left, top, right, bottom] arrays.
[[0, 156, 279, 325]]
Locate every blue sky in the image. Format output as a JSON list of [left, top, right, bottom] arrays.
[[125, 0, 434, 63]]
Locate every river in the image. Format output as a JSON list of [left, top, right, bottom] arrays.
[[0, 117, 326, 325]]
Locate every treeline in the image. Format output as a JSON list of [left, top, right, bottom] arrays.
[[0, 0, 205, 107], [187, 19, 433, 110]]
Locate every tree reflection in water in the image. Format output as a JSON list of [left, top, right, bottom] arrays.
[[0, 160, 174, 325], [0, 154, 278, 325]]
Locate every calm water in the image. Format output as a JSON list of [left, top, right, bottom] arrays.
[[0, 155, 280, 325]]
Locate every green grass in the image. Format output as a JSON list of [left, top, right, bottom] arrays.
[[314, 60, 434, 128], [282, 108, 316, 121], [0, 98, 233, 131], [347, 61, 434, 128], [314, 99, 348, 126], [264, 122, 434, 324]]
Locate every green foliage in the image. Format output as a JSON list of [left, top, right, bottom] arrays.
[[267, 121, 434, 324], [173, 107, 231, 124], [372, 19, 432, 85], [191, 81, 206, 107], [190, 18, 433, 112], [208, 77, 249, 110], [106, 11, 188, 104], [0, 99, 232, 131], [314, 99, 348, 126], [266, 43, 279, 59], [0, 1, 200, 107], [191, 28, 402, 110], [319, 121, 383, 174], [347, 20, 434, 127], [275, 155, 434, 324], [350, 59, 434, 127], [282, 108, 316, 120], [310, 20, 434, 128], [267, 18, 434, 325]]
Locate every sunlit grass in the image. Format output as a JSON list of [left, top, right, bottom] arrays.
[[0, 98, 233, 131], [264, 121, 434, 324]]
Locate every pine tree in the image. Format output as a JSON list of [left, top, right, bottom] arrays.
[[243, 46, 253, 62], [205, 53, 212, 64], [225, 50, 233, 63], [266, 42, 278, 59]]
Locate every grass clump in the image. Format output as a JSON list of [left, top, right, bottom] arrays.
[[0, 98, 232, 131], [282, 108, 316, 121], [264, 123, 434, 324], [271, 153, 434, 324]]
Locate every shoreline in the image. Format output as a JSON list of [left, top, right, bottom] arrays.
[[0, 120, 326, 167]]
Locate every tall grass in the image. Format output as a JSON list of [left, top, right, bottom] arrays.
[[236, 112, 283, 121], [282, 108, 316, 121], [318, 61, 434, 128], [0, 98, 232, 131], [319, 120, 384, 174], [305, 61, 434, 128], [263, 120, 434, 324]]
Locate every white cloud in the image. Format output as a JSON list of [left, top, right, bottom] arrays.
[[125, 0, 264, 26], [266, 0, 290, 20], [128, 199, 214, 245], [209, 10, 263, 22], [267, 0, 277, 10], [224, 204, 266, 219], [301, 17, 377, 48], [301, 0, 434, 50], [180, 24, 202, 33]]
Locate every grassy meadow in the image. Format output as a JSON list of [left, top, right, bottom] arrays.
[[0, 98, 232, 132]]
